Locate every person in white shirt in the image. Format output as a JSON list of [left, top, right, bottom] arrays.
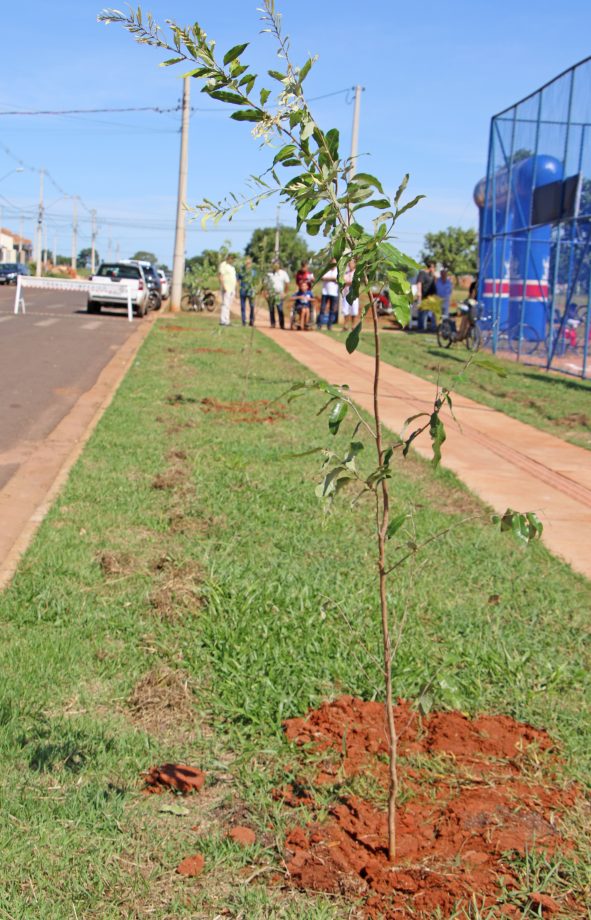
[[318, 259, 339, 330], [264, 261, 290, 329], [341, 258, 360, 331], [218, 254, 237, 326]]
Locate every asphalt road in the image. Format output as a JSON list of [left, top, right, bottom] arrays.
[[0, 284, 145, 490]]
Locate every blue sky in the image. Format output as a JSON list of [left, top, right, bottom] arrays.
[[1, 0, 590, 266]]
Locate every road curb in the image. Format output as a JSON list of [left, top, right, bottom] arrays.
[[0, 315, 156, 592]]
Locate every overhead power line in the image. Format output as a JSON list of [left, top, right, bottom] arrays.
[[0, 88, 354, 118], [0, 105, 182, 116]]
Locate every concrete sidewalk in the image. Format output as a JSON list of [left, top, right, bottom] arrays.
[[259, 325, 591, 579]]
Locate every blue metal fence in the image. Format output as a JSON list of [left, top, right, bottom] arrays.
[[474, 57, 591, 379]]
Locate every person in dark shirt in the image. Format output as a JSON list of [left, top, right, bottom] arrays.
[[417, 260, 437, 331], [417, 260, 437, 299], [296, 260, 315, 289]]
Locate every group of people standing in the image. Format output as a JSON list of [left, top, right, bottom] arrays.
[[415, 260, 454, 330], [216, 253, 360, 331]]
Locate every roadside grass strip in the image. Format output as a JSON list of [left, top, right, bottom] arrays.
[[0, 315, 589, 918], [344, 327, 591, 450]]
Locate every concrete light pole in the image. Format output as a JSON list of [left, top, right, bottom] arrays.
[[349, 85, 364, 179], [71, 196, 79, 271], [90, 209, 97, 274], [274, 204, 281, 261], [18, 213, 24, 264], [35, 169, 45, 277], [170, 76, 191, 312]]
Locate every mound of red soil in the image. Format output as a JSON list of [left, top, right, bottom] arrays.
[[280, 697, 584, 918], [143, 763, 205, 795], [176, 853, 205, 877], [193, 347, 233, 354], [228, 826, 257, 847]]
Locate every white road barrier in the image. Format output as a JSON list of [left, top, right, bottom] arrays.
[[14, 275, 134, 322]]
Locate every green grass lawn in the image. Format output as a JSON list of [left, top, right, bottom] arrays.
[[0, 316, 589, 918], [343, 326, 591, 450]]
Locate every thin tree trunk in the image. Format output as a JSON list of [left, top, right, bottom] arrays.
[[369, 299, 398, 862]]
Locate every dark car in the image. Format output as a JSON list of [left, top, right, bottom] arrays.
[[0, 263, 30, 284], [0, 263, 18, 284], [123, 260, 162, 310]]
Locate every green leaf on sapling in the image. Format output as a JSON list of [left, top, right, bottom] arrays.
[[386, 513, 408, 540], [230, 108, 264, 122], [353, 172, 385, 194], [328, 400, 348, 435], [208, 90, 246, 105], [395, 194, 426, 218], [299, 56, 317, 81], [394, 173, 409, 205], [345, 322, 362, 354], [429, 413, 446, 468], [223, 43, 249, 65]]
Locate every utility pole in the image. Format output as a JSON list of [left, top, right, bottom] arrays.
[[90, 209, 97, 274], [18, 213, 23, 263], [349, 85, 364, 179], [170, 76, 190, 312], [42, 221, 48, 273], [71, 196, 78, 271], [35, 168, 44, 277], [274, 204, 281, 260], [54, 232, 58, 266]]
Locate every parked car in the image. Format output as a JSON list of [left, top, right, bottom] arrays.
[[0, 262, 28, 284], [123, 259, 162, 310], [87, 262, 151, 317], [157, 269, 170, 300]]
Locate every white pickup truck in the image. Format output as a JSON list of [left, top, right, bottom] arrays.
[[87, 262, 151, 316]]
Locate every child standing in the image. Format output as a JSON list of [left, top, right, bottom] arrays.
[[290, 280, 315, 330]]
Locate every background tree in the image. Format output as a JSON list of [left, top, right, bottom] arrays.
[[245, 226, 311, 273], [130, 250, 158, 263], [420, 226, 478, 276], [77, 247, 98, 268], [185, 243, 240, 287]]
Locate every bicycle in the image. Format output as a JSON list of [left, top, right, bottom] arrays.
[[181, 286, 216, 312], [480, 320, 541, 356], [436, 300, 482, 351]]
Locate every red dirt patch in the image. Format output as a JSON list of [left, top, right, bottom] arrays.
[[280, 696, 584, 918], [228, 826, 256, 847], [200, 397, 287, 423], [176, 853, 205, 877], [151, 468, 186, 490], [193, 347, 233, 354], [143, 763, 205, 795]]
